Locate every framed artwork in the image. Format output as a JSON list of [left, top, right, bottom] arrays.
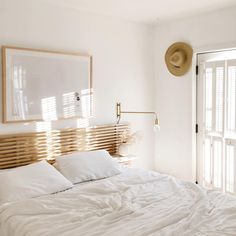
[[2, 46, 92, 123]]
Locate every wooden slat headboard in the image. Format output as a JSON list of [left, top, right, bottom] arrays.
[[0, 123, 129, 169]]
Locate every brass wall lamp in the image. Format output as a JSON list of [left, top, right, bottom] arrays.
[[116, 102, 160, 129]]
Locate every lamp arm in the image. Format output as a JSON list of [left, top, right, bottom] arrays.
[[121, 111, 158, 119], [116, 103, 159, 125]]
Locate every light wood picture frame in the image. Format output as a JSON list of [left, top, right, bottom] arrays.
[[2, 46, 93, 123]]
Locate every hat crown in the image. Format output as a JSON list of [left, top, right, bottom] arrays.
[[169, 51, 185, 68]]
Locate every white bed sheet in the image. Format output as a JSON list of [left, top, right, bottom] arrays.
[[0, 168, 236, 236]]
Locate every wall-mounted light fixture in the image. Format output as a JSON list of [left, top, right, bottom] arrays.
[[116, 102, 160, 129]]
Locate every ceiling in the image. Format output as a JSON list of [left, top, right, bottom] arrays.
[[44, 0, 236, 24]]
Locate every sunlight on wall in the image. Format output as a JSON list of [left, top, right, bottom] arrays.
[[36, 121, 52, 132], [77, 118, 89, 128], [63, 92, 76, 118], [81, 89, 93, 117], [41, 96, 57, 120]]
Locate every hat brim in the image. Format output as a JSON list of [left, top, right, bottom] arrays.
[[165, 42, 193, 76]]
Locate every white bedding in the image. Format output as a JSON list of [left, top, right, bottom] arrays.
[[1, 168, 236, 236]]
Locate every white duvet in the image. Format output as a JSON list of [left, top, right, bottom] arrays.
[[1, 169, 236, 236]]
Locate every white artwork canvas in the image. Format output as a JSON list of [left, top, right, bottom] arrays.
[[2, 47, 92, 123]]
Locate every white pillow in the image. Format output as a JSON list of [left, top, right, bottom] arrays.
[[55, 150, 121, 184], [0, 160, 73, 204]]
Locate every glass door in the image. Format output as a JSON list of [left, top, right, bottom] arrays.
[[197, 50, 236, 195]]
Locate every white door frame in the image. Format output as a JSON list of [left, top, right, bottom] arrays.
[[193, 42, 236, 184], [194, 42, 236, 185]]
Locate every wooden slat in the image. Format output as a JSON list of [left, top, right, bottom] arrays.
[[0, 123, 129, 169]]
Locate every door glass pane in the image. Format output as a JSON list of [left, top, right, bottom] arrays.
[[205, 68, 213, 131], [215, 67, 224, 132], [226, 145, 235, 193], [227, 66, 236, 132], [213, 140, 222, 189], [204, 138, 212, 186]]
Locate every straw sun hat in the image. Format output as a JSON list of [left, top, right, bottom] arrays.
[[165, 42, 193, 76]]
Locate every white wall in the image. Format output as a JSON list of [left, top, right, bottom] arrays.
[[155, 7, 236, 181], [0, 0, 156, 169], [3, 1, 236, 178]]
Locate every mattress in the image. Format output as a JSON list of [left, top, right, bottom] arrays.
[[0, 168, 236, 236]]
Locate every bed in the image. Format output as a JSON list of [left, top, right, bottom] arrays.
[[1, 167, 236, 236], [0, 124, 236, 236]]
